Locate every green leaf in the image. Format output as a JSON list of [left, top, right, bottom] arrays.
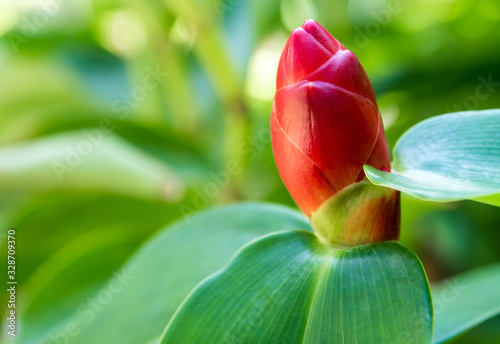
[[0, 132, 184, 202], [160, 231, 433, 344], [364, 110, 500, 206], [432, 262, 500, 344], [33, 203, 310, 344], [17, 224, 148, 344]]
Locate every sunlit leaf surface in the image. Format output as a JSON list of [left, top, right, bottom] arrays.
[[161, 231, 432, 344], [365, 110, 500, 206]]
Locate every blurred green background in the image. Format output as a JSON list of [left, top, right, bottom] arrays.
[[0, 0, 499, 343]]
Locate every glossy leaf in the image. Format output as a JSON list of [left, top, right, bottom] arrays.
[[364, 110, 500, 206], [160, 231, 433, 344], [432, 262, 500, 344], [34, 203, 310, 344]]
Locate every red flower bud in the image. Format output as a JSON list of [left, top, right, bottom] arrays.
[[271, 20, 391, 217]]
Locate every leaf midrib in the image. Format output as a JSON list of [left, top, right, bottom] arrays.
[[299, 246, 340, 344]]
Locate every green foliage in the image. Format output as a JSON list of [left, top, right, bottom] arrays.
[[0, 132, 184, 200], [1, 0, 500, 343], [160, 231, 432, 343], [365, 110, 500, 206], [432, 262, 500, 344], [24, 203, 310, 344]]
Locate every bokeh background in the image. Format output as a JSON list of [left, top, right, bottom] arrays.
[[0, 0, 499, 342]]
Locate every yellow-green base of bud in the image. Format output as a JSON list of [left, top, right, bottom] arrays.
[[310, 179, 400, 247]]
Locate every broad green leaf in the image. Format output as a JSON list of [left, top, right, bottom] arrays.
[[2, 192, 177, 280], [160, 231, 433, 344], [364, 110, 500, 206], [33, 203, 310, 344], [16, 224, 148, 344], [0, 132, 184, 202], [432, 262, 500, 344]]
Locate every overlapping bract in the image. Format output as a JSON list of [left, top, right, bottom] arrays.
[[271, 20, 391, 216]]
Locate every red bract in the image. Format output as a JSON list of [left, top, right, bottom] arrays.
[[271, 19, 391, 217]]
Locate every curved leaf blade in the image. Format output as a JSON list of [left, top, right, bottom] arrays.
[[33, 203, 310, 344], [160, 231, 433, 344], [0, 132, 185, 202], [432, 262, 500, 344], [365, 110, 500, 206]]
